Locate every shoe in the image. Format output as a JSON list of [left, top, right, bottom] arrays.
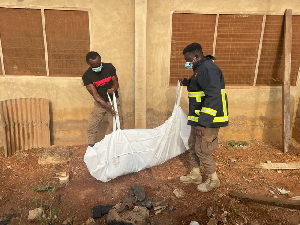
[[180, 167, 202, 184], [197, 172, 220, 192]]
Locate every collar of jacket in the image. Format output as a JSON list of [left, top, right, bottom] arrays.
[[193, 58, 205, 70]]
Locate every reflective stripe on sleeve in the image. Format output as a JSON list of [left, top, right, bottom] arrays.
[[188, 116, 198, 122], [200, 107, 217, 116], [213, 116, 228, 123]]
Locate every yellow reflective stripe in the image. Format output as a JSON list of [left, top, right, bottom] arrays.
[[221, 90, 228, 117], [188, 91, 205, 102], [200, 107, 217, 116], [188, 91, 205, 97], [213, 116, 228, 123], [188, 116, 198, 122], [195, 110, 200, 116]]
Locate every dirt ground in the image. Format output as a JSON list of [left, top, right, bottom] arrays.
[[0, 140, 300, 225]]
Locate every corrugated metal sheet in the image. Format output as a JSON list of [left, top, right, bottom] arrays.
[[0, 98, 50, 157]]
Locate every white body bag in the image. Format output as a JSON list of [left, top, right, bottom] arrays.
[[84, 82, 191, 182]]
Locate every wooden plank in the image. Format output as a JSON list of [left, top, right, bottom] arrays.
[[7, 100, 15, 156], [31, 98, 38, 148], [260, 162, 300, 169], [44, 99, 50, 146], [11, 99, 19, 154], [42, 98, 50, 147], [26, 99, 33, 149], [21, 98, 29, 150], [36, 99, 41, 147], [16, 99, 24, 151], [283, 9, 292, 153], [229, 191, 300, 210], [0, 102, 8, 157], [2, 101, 11, 156]]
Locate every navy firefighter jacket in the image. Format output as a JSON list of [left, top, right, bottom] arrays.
[[183, 58, 229, 128]]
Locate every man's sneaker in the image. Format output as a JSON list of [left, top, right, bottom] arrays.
[[197, 172, 220, 192], [180, 167, 202, 184]]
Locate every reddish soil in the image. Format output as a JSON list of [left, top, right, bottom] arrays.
[[0, 140, 300, 225]]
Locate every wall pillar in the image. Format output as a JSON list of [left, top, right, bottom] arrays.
[[134, 0, 147, 128]]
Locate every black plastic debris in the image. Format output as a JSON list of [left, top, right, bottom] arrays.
[[108, 221, 133, 225], [34, 186, 53, 192], [92, 204, 114, 219], [131, 186, 145, 201]]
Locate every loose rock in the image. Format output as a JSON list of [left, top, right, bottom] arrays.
[[28, 207, 43, 220], [207, 218, 218, 225], [173, 188, 185, 198], [107, 204, 149, 225], [85, 217, 95, 225]]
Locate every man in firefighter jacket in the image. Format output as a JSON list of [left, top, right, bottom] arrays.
[[180, 42, 229, 192]]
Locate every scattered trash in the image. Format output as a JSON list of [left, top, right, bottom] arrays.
[[277, 188, 290, 195], [289, 196, 300, 201], [85, 217, 95, 225], [58, 172, 70, 184], [277, 170, 282, 173], [0, 213, 16, 225], [229, 190, 300, 210], [152, 194, 168, 213], [92, 204, 114, 219], [131, 186, 145, 201], [230, 158, 237, 163], [117, 186, 153, 213], [34, 186, 53, 192], [28, 207, 43, 220], [260, 162, 300, 170], [206, 207, 213, 217], [57, 194, 62, 204], [62, 217, 75, 225], [56, 172, 67, 177], [207, 218, 218, 225], [190, 221, 200, 225], [168, 206, 174, 212], [173, 188, 185, 198]]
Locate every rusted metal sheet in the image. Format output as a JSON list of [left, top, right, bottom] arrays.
[[0, 98, 50, 157]]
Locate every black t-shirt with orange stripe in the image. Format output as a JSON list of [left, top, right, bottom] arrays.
[[82, 62, 119, 102]]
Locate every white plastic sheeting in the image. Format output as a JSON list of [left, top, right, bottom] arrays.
[[84, 83, 190, 182]]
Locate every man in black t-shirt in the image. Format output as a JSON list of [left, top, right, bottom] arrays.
[[82, 51, 122, 147]]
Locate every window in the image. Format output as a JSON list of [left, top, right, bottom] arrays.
[[0, 8, 90, 77], [170, 13, 300, 86], [0, 8, 46, 75]]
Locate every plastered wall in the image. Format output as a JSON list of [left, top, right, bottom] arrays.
[[146, 0, 300, 143], [0, 0, 135, 145], [0, 0, 300, 146]]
